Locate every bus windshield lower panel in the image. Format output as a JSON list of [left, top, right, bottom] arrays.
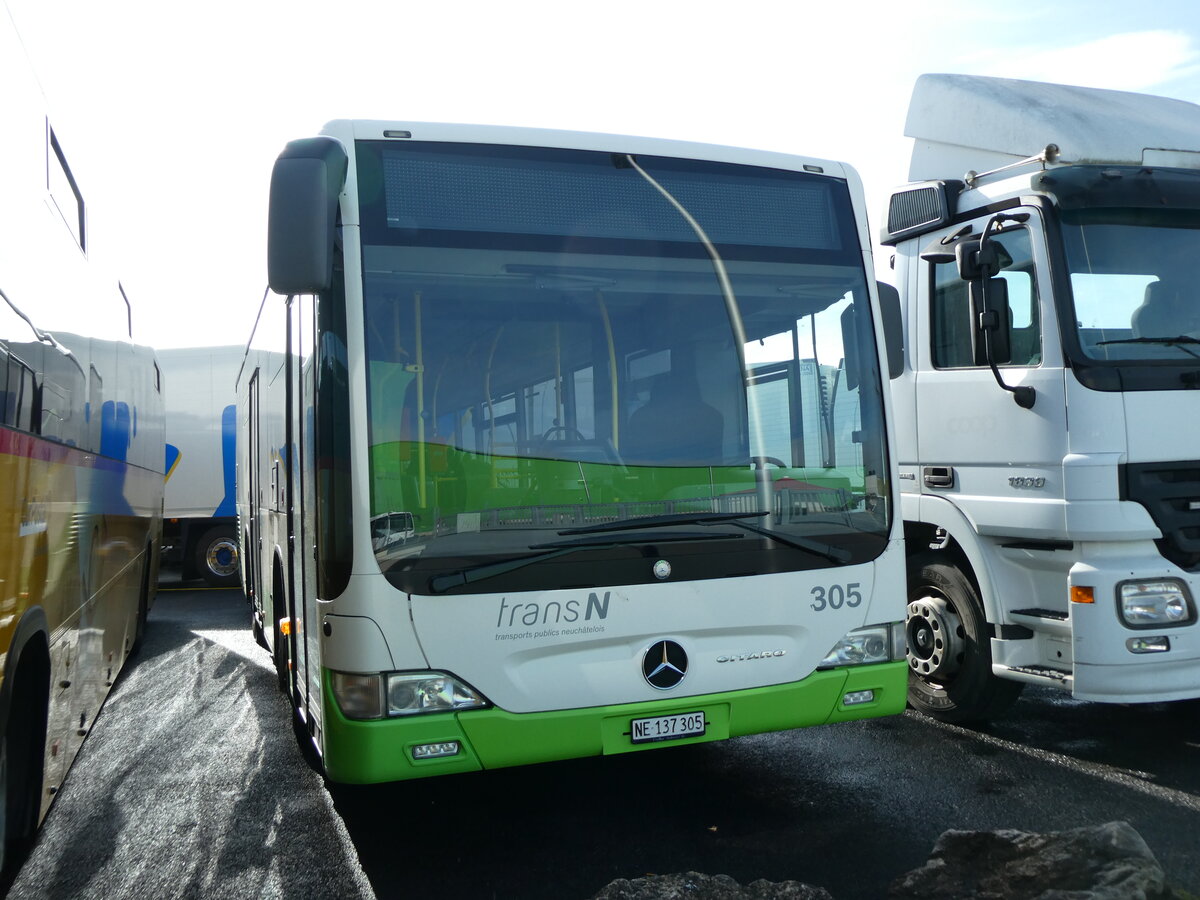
[[356, 140, 890, 594]]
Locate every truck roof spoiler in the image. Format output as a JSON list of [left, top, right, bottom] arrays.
[[904, 74, 1200, 183]]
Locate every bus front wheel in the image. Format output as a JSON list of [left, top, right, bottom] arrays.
[[905, 554, 1022, 723]]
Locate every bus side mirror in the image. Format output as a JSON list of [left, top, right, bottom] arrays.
[[840, 302, 861, 390], [876, 281, 904, 379], [267, 137, 349, 296]]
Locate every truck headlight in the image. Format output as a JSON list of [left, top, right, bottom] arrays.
[[818, 623, 904, 669], [1118, 580, 1195, 629], [386, 672, 488, 717]]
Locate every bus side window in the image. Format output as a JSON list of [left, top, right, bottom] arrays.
[[2, 349, 38, 433]]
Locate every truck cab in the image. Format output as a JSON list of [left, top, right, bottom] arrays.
[[884, 74, 1200, 721]]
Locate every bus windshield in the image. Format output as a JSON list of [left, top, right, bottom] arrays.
[[355, 140, 889, 594]]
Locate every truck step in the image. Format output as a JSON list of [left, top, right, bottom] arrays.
[[1007, 608, 1071, 638], [994, 663, 1073, 689], [1009, 607, 1068, 621]]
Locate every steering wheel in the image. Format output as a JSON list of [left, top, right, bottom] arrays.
[[540, 425, 587, 442], [750, 456, 788, 469]]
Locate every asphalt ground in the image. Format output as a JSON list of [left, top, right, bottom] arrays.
[[7, 584, 1200, 899], [7, 584, 372, 900]]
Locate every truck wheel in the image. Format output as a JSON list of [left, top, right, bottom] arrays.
[[195, 527, 239, 587], [905, 554, 1023, 723]]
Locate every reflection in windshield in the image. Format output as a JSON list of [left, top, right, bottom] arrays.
[[1065, 209, 1200, 361], [355, 140, 890, 593]]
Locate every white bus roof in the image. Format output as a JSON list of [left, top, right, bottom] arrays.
[[317, 119, 858, 183], [905, 73, 1200, 181]]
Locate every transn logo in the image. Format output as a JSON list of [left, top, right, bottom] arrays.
[[495, 592, 610, 629]]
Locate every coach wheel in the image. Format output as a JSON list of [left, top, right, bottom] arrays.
[[195, 526, 239, 587]]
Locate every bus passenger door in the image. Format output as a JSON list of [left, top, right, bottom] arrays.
[[291, 294, 322, 735], [247, 371, 263, 623]]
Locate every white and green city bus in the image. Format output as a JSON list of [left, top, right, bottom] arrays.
[[238, 121, 907, 783]]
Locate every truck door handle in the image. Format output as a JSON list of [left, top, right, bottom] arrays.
[[923, 466, 955, 489]]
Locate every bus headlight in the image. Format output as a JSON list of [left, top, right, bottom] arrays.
[[818, 623, 904, 669], [386, 672, 488, 717], [1118, 580, 1195, 628]]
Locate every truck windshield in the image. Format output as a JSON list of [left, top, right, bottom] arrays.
[[354, 140, 890, 595], [1064, 207, 1200, 362]]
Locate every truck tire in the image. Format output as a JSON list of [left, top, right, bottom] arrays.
[[195, 526, 239, 588], [905, 554, 1023, 723]]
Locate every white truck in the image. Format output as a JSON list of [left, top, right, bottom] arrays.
[[883, 74, 1200, 721], [159, 346, 244, 586]]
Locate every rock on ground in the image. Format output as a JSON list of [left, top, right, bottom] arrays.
[[593, 872, 834, 900], [888, 820, 1172, 900]]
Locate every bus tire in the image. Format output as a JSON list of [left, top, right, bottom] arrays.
[[272, 563, 290, 695], [1, 662, 46, 881], [905, 554, 1023, 723], [131, 547, 152, 655], [274, 632, 289, 695], [195, 526, 239, 588], [251, 606, 267, 651]]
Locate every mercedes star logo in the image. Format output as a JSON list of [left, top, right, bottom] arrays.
[[642, 640, 688, 690]]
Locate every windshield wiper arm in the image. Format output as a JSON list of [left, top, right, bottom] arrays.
[[713, 517, 852, 564], [559, 509, 850, 564], [531, 530, 742, 549], [1098, 335, 1200, 359], [558, 511, 768, 535], [428, 531, 742, 594]]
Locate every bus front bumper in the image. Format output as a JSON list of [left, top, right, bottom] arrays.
[[319, 661, 907, 784]]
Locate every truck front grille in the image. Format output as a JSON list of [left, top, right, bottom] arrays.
[[1122, 461, 1200, 570]]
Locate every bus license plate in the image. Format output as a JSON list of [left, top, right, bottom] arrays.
[[630, 711, 706, 744]]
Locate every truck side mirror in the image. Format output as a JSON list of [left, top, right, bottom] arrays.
[[267, 137, 349, 296], [970, 276, 1013, 365]]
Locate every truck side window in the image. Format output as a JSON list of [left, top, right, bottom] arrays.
[[930, 227, 1042, 369]]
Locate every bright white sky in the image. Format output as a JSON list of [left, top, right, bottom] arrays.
[[8, 0, 1200, 349]]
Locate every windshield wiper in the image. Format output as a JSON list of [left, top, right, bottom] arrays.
[[558, 511, 768, 535], [427, 530, 741, 594], [531, 530, 741, 549], [1098, 335, 1200, 359], [716, 517, 852, 564], [560, 510, 850, 564]]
